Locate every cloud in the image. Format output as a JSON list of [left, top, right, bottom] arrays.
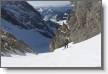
[[27, 1, 71, 7]]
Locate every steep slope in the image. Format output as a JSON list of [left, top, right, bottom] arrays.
[[50, 0, 102, 50], [1, 1, 60, 53], [1, 1, 59, 38], [0, 29, 33, 57], [1, 34, 101, 67], [1, 1, 43, 29]]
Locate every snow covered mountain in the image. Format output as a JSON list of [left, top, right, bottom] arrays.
[[1, 34, 101, 67], [36, 5, 73, 21], [1, 1, 101, 67]]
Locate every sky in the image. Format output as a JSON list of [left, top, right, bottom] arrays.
[[27, 1, 71, 7]]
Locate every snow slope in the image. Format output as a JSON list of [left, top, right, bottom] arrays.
[[57, 20, 67, 25], [1, 34, 101, 67]]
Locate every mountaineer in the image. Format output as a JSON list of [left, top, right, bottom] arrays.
[[60, 22, 70, 48]]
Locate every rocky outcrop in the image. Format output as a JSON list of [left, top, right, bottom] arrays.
[[68, 0, 102, 43], [0, 29, 33, 56], [50, 0, 102, 51]]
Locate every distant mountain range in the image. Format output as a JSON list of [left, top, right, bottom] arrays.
[[35, 5, 73, 21]]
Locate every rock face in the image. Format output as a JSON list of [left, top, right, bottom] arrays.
[[50, 0, 102, 51], [0, 29, 33, 56]]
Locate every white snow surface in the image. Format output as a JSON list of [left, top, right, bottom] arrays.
[[1, 34, 101, 67], [50, 19, 67, 25], [57, 20, 67, 25]]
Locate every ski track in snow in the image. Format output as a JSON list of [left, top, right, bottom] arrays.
[[1, 34, 101, 67]]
